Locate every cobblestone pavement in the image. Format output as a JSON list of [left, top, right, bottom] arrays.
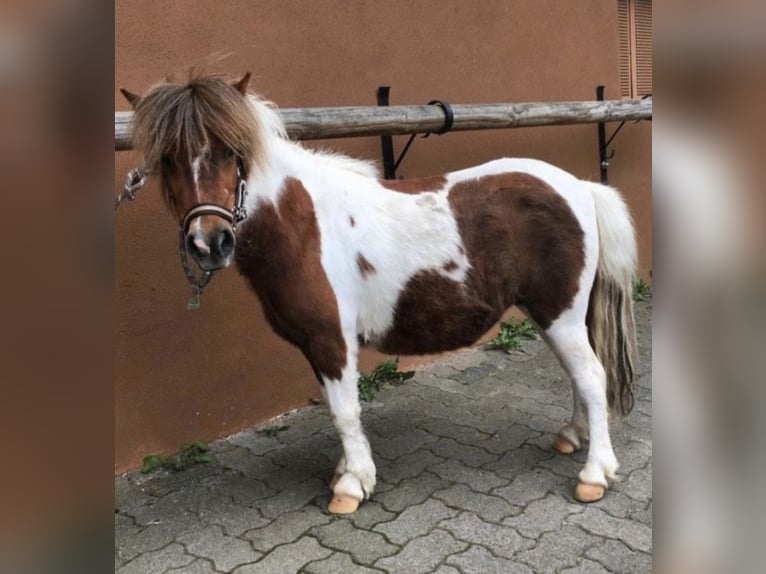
[[115, 302, 651, 573]]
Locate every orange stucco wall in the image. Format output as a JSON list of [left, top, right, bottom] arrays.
[[115, 0, 651, 473]]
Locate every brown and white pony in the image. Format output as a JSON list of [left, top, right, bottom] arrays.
[[121, 73, 638, 513]]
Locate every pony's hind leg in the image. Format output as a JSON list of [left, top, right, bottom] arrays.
[[543, 318, 618, 502], [553, 388, 589, 454]]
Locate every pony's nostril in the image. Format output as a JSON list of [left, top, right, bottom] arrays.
[[186, 233, 210, 260], [213, 228, 235, 258]]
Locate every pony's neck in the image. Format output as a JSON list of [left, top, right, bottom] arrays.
[[243, 96, 379, 208]]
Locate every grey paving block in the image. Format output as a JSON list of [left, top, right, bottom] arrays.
[[195, 497, 270, 537], [377, 448, 444, 483], [216, 447, 283, 479], [166, 558, 217, 573], [433, 484, 521, 522], [178, 524, 262, 572], [439, 512, 534, 559], [446, 544, 534, 574], [426, 437, 498, 467], [429, 459, 509, 493], [234, 536, 331, 574], [374, 499, 457, 544], [347, 501, 398, 529], [418, 416, 492, 444], [568, 507, 652, 553], [502, 493, 584, 538], [621, 465, 652, 501], [492, 467, 568, 506], [560, 558, 612, 573], [243, 506, 330, 552], [372, 429, 439, 460], [375, 529, 468, 574], [374, 472, 450, 513], [256, 477, 327, 519], [201, 471, 276, 506], [477, 423, 543, 455], [514, 526, 601, 574], [586, 538, 652, 574], [304, 552, 384, 574], [312, 519, 398, 564], [229, 429, 283, 455], [117, 543, 194, 574], [483, 444, 556, 480], [115, 475, 154, 512], [116, 511, 201, 562], [432, 566, 463, 574]]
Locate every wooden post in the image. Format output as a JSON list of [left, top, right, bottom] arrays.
[[115, 98, 651, 151]]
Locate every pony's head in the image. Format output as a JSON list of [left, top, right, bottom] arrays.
[[121, 73, 265, 271]]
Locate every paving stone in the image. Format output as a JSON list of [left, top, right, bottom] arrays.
[[216, 447, 283, 480], [585, 538, 652, 574], [178, 524, 262, 572], [347, 501, 397, 529], [429, 459, 509, 493], [304, 552, 384, 574], [194, 497, 270, 537], [374, 472, 450, 513], [125, 485, 209, 525], [115, 475, 154, 511], [587, 489, 650, 521], [440, 348, 489, 371], [312, 519, 398, 564], [483, 444, 556, 480], [116, 511, 201, 562], [374, 499, 457, 544], [201, 471, 276, 506], [446, 544, 534, 574], [377, 448, 444, 483], [117, 543, 193, 574], [492, 467, 568, 506], [229, 429, 283, 455], [418, 416, 492, 444], [235, 536, 331, 574], [375, 529, 468, 574], [560, 558, 612, 573], [514, 525, 601, 574], [256, 477, 327, 518], [477, 424, 543, 455], [372, 429, 439, 460], [244, 506, 330, 552], [439, 512, 534, 558], [621, 465, 652, 501], [166, 558, 217, 573], [426, 437, 498, 467], [568, 507, 652, 553], [433, 484, 521, 522], [503, 493, 584, 538], [432, 566, 463, 574]]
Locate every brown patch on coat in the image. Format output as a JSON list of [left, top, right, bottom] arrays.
[[379, 175, 447, 194], [235, 177, 346, 382], [447, 173, 586, 330], [357, 254, 376, 277], [442, 260, 459, 272], [349, 215, 355, 227], [378, 172, 585, 353]]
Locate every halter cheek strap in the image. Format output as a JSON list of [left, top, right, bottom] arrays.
[[179, 157, 249, 309]]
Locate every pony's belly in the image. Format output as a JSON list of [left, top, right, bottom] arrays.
[[372, 270, 502, 355]]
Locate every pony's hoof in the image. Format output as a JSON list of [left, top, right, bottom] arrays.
[[553, 434, 577, 454], [329, 473, 342, 490], [574, 482, 605, 503], [328, 495, 360, 514]]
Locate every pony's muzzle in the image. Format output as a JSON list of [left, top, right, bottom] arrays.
[[186, 226, 235, 271]]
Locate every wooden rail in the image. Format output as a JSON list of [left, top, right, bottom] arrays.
[[115, 98, 651, 151]]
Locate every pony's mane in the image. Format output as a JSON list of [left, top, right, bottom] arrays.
[[131, 74, 267, 174], [131, 72, 379, 181]]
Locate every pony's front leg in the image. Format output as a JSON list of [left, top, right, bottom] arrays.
[[319, 343, 376, 514]]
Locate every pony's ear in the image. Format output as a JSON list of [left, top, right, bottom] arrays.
[[119, 88, 141, 109], [232, 72, 251, 95]]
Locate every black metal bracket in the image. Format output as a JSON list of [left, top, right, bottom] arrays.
[[377, 86, 454, 180], [597, 85, 651, 184]]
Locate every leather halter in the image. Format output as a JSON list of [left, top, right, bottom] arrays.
[[179, 156, 249, 309]]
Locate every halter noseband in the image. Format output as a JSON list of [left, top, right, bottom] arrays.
[[116, 156, 249, 310], [179, 157, 249, 309]]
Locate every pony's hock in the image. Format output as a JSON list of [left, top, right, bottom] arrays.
[[119, 73, 641, 511]]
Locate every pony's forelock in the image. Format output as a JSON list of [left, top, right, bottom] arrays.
[[131, 73, 268, 175]]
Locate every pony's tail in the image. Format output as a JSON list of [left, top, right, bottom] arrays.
[[587, 183, 639, 418]]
